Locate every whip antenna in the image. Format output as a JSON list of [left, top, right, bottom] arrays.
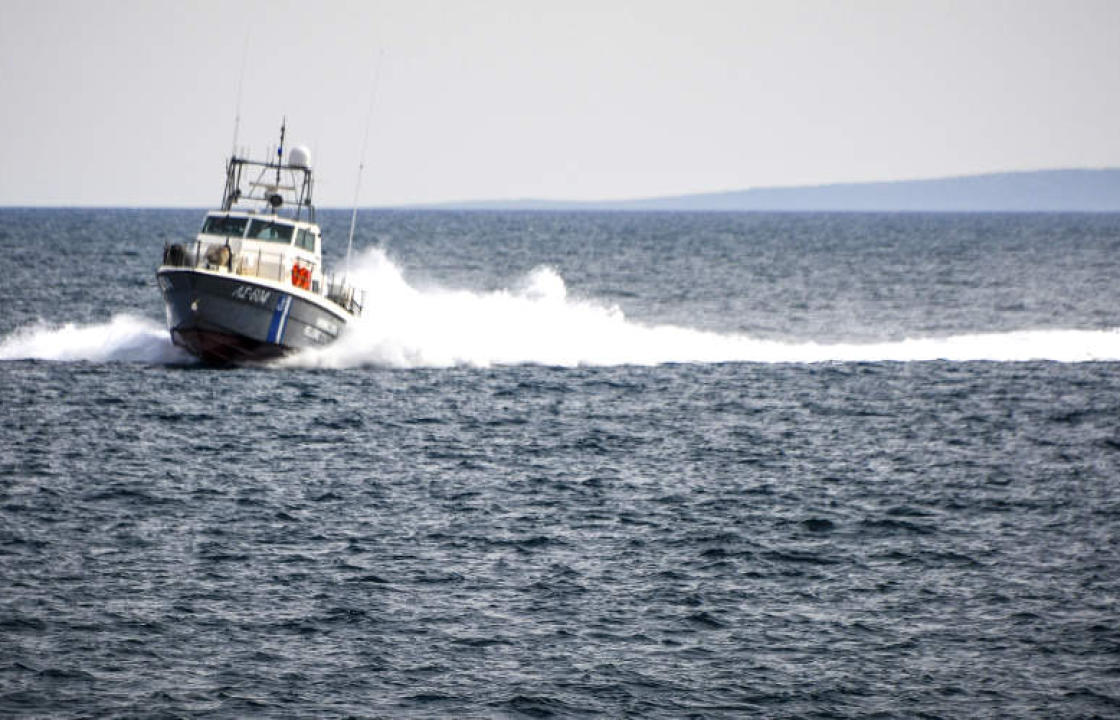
[[230, 31, 249, 157], [346, 50, 385, 278]]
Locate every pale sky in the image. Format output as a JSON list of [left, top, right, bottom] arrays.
[[2, 0, 1118, 206]]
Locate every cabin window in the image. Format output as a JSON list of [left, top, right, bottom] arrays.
[[295, 229, 316, 251], [202, 215, 248, 236], [247, 219, 295, 243]]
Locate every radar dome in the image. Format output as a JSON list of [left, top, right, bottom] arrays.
[[288, 145, 312, 168]]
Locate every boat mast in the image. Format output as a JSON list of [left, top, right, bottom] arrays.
[[276, 118, 286, 184]]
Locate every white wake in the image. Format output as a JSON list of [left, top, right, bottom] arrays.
[[284, 249, 1120, 368], [0, 314, 191, 364], [2, 249, 1119, 367]]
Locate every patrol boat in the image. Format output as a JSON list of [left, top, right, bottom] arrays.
[[157, 123, 362, 365]]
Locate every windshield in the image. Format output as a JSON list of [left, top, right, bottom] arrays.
[[202, 215, 248, 236], [247, 219, 295, 243], [295, 228, 316, 251]]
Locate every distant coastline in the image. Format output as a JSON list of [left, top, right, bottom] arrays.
[[406, 168, 1120, 213], [3, 168, 1118, 212]]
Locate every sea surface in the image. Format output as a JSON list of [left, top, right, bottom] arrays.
[[2, 209, 1119, 718]]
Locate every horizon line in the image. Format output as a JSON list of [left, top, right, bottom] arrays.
[[2, 166, 1117, 210]]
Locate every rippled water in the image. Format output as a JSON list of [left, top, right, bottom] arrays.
[[2, 210, 1120, 717]]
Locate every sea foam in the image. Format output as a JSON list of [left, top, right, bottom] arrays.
[[0, 314, 190, 364], [284, 249, 1120, 368], [3, 248, 1119, 367]]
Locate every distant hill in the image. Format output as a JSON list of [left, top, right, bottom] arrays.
[[417, 169, 1120, 212]]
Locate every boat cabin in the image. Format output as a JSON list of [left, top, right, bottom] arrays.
[[188, 210, 323, 292]]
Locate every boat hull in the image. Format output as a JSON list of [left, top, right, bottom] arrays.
[[157, 268, 348, 365]]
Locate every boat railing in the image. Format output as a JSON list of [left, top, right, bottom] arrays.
[[323, 273, 365, 316], [161, 239, 363, 316]]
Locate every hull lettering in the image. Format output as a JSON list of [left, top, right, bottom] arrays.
[[231, 285, 274, 306]]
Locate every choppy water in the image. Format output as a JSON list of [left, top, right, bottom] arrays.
[[2, 209, 1119, 717]]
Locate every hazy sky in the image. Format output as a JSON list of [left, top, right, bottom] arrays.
[[2, 0, 1118, 206]]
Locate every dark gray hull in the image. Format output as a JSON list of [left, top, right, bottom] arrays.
[[157, 268, 348, 365]]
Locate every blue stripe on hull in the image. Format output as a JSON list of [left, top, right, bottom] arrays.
[[267, 295, 293, 344]]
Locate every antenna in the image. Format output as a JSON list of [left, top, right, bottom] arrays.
[[345, 50, 386, 278], [230, 31, 249, 158]]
